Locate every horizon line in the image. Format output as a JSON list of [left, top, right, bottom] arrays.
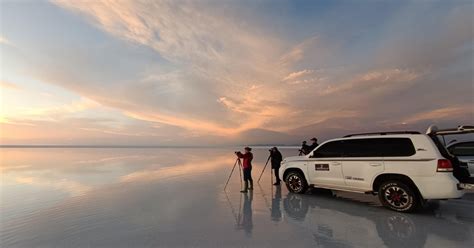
[[0, 144, 301, 148]]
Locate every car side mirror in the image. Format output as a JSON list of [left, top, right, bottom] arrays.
[[309, 152, 317, 158]]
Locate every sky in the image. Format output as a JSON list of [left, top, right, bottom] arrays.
[[0, 0, 473, 146]]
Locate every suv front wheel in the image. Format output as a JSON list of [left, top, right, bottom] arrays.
[[285, 171, 308, 194], [378, 180, 419, 212]]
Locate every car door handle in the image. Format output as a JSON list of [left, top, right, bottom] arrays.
[[369, 163, 382, 167], [331, 162, 341, 166]]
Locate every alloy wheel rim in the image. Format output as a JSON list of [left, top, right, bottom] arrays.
[[384, 186, 410, 208], [288, 175, 302, 191]]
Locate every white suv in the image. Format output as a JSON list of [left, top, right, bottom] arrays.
[[280, 131, 465, 212]]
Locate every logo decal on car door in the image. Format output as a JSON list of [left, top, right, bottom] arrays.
[[345, 176, 365, 181], [315, 164, 329, 171]]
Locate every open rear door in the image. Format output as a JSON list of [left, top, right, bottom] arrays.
[[426, 125, 474, 185]]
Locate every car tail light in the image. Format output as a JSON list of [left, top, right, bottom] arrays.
[[437, 159, 453, 172]]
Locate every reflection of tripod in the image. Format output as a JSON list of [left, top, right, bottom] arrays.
[[223, 189, 253, 235], [224, 158, 243, 191]]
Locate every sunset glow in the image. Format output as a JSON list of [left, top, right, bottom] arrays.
[[1, 0, 473, 146]]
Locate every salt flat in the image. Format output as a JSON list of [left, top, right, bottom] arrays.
[[1, 148, 473, 247]]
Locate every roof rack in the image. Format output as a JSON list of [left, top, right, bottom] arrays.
[[343, 131, 421, 138], [426, 125, 474, 135]]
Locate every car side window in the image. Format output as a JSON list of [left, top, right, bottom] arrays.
[[341, 138, 416, 157], [311, 140, 344, 158], [377, 138, 416, 157], [342, 139, 377, 157], [448, 142, 474, 156]]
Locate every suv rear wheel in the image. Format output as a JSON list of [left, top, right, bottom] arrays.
[[378, 180, 419, 212], [285, 171, 308, 194]]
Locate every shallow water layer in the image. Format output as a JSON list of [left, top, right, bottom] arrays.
[[1, 148, 473, 247]]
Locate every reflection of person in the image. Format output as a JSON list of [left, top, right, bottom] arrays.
[[239, 191, 253, 236], [271, 185, 282, 222], [270, 147, 282, 185], [235, 147, 253, 193]]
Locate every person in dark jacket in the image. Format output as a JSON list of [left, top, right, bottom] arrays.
[[236, 147, 253, 193], [270, 147, 283, 185], [299, 141, 310, 155], [308, 137, 319, 153]]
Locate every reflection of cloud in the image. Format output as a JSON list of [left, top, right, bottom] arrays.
[[121, 155, 233, 183], [15, 176, 91, 196], [74, 155, 145, 164]]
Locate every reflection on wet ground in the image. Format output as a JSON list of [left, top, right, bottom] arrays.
[[1, 148, 473, 247]]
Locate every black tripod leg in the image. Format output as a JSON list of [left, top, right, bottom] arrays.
[[224, 158, 239, 190]]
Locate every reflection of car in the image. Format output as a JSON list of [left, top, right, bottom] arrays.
[[282, 192, 472, 248], [447, 142, 474, 177], [280, 131, 466, 212]]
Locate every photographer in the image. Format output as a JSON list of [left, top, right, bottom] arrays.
[[235, 147, 253, 193], [299, 141, 310, 156], [270, 147, 282, 185], [308, 137, 319, 152]]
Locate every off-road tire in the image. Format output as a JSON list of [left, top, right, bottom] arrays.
[[378, 180, 419, 212]]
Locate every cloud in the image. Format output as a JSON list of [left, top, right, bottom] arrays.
[[51, 0, 289, 135], [0, 36, 14, 47], [402, 106, 472, 124], [0, 81, 21, 90], [0, 117, 36, 126], [320, 68, 422, 96], [2, 1, 471, 145], [78, 127, 162, 137], [279, 36, 319, 66], [283, 69, 314, 82], [19, 97, 100, 119], [123, 111, 235, 136]]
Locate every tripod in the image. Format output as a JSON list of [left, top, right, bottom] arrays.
[[257, 155, 272, 183], [224, 158, 243, 191]]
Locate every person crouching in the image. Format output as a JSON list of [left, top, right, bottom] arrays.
[[235, 147, 253, 193]]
